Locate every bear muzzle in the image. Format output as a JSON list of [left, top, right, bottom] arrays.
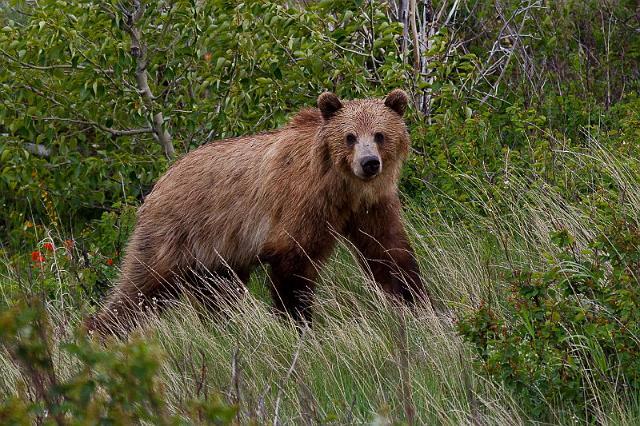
[[361, 156, 381, 177], [352, 139, 383, 180], [353, 154, 383, 180]]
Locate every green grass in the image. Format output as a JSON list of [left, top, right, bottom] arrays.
[[1, 145, 640, 424]]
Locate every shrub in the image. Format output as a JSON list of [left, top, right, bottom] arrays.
[[0, 300, 237, 424], [458, 223, 640, 419]]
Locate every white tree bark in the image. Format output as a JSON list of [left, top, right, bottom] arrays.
[[124, 0, 174, 159], [399, 0, 410, 63]]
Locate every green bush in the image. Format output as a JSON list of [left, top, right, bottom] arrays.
[[0, 300, 237, 424], [0, 0, 409, 253], [458, 223, 640, 418], [0, 203, 137, 307]]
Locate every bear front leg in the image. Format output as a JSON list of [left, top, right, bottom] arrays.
[[347, 199, 433, 307], [268, 255, 318, 327]]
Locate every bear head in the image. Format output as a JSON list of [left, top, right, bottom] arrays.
[[317, 89, 410, 184]]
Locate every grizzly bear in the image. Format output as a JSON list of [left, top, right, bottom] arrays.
[[86, 89, 431, 336]]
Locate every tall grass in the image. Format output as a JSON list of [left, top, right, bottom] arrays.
[[1, 145, 639, 424]]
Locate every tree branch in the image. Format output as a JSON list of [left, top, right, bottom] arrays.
[[409, 0, 420, 74], [123, 0, 175, 159], [399, 0, 409, 63], [0, 48, 86, 70], [36, 116, 153, 136], [480, 1, 532, 104], [19, 84, 63, 107]]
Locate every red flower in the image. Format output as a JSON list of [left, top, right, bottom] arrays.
[[106, 258, 114, 266], [31, 251, 45, 263], [43, 242, 54, 251]]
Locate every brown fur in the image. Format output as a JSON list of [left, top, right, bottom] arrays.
[[86, 90, 431, 336]]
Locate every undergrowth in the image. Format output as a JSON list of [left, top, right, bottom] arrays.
[[2, 147, 640, 424]]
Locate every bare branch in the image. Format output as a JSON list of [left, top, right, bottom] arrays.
[[103, 127, 155, 136], [399, 0, 409, 62], [409, 0, 420, 73], [480, 1, 533, 104], [36, 116, 153, 136], [123, 0, 175, 158], [0, 48, 87, 70], [18, 84, 63, 107]]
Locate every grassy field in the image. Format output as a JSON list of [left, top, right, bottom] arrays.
[[2, 145, 639, 425]]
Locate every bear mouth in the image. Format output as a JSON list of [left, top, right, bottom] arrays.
[[353, 170, 380, 181]]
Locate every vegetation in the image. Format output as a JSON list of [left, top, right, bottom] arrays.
[[1, 0, 639, 424], [459, 222, 640, 419]]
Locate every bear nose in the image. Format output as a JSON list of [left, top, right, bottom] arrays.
[[361, 156, 380, 177]]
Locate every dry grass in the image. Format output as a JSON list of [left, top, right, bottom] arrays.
[[1, 145, 640, 424]]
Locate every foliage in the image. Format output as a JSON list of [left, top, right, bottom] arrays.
[[2, 0, 639, 243], [0, 0, 408, 252], [0, 204, 137, 307], [0, 299, 237, 424], [458, 222, 640, 418]]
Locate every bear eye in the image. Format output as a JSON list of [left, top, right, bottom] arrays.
[[374, 132, 384, 144], [345, 133, 357, 147]]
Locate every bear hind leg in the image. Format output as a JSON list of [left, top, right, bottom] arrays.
[[85, 260, 174, 338]]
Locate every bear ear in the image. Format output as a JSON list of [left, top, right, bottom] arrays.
[[384, 89, 409, 116], [318, 92, 343, 120]]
